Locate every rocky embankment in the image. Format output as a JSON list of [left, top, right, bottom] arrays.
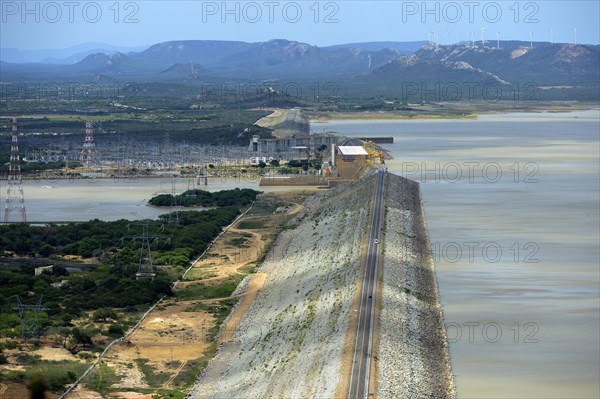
[[188, 172, 455, 398], [378, 173, 455, 398], [189, 175, 375, 398]]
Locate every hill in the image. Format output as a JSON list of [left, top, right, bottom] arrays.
[[355, 42, 600, 100], [1, 39, 598, 101]]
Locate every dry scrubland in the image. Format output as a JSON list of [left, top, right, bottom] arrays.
[[20, 191, 310, 399], [190, 176, 374, 398], [42, 174, 454, 398], [80, 192, 309, 398]]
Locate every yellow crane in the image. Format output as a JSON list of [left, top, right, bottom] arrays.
[[362, 140, 385, 168]]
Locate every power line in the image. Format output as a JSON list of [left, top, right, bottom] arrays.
[[13, 295, 48, 340], [3, 116, 27, 224]]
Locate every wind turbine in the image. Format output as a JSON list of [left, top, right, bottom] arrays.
[[496, 32, 500, 49], [550, 29, 554, 45], [457, 31, 461, 45], [530, 31, 533, 48], [574, 27, 577, 44], [446, 31, 451, 45], [481, 27, 487, 46], [428, 31, 433, 43]]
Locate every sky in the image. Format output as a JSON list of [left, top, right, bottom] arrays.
[[1, 0, 599, 50]]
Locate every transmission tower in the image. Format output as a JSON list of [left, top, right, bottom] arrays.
[[4, 116, 27, 224], [13, 296, 48, 340], [79, 121, 97, 168], [169, 178, 179, 224], [136, 224, 156, 280], [123, 224, 168, 280], [163, 132, 171, 169]]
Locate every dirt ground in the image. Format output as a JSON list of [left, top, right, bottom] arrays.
[[102, 299, 216, 391], [33, 346, 77, 362], [0, 190, 314, 399], [81, 190, 314, 397], [178, 223, 266, 286], [1, 382, 59, 399], [220, 272, 267, 342]]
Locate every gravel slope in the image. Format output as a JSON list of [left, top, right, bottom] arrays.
[[188, 173, 455, 398], [377, 173, 455, 399], [189, 176, 375, 399]]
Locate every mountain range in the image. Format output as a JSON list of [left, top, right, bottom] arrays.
[[0, 39, 402, 81], [0, 43, 147, 64], [1, 39, 598, 99]]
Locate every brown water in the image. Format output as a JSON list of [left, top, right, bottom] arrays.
[[318, 110, 600, 398]]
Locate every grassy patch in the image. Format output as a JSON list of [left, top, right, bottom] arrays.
[[0, 359, 88, 393], [170, 359, 206, 391], [135, 359, 170, 388], [237, 264, 256, 274], [183, 268, 218, 280], [144, 388, 188, 399], [248, 202, 285, 215], [176, 275, 244, 300], [280, 222, 298, 231], [183, 298, 238, 340], [84, 362, 120, 395], [227, 237, 250, 247], [237, 220, 266, 229], [209, 298, 239, 327]]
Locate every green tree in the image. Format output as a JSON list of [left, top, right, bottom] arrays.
[[52, 265, 68, 277], [38, 244, 54, 257], [93, 308, 118, 323], [108, 324, 125, 337], [32, 279, 50, 295], [0, 350, 7, 365], [58, 327, 93, 353]]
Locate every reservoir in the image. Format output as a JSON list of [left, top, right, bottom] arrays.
[[2, 177, 296, 222], [3, 110, 598, 398], [317, 110, 599, 398]]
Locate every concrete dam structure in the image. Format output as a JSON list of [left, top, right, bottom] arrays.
[[189, 172, 454, 398]]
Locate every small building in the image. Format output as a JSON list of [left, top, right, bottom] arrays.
[[248, 132, 339, 160], [34, 265, 54, 276], [335, 146, 369, 179], [51, 280, 69, 289]]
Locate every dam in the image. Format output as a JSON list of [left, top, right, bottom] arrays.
[[351, 136, 394, 144], [189, 172, 454, 398]]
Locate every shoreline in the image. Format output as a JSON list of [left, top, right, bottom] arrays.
[[308, 102, 600, 122]]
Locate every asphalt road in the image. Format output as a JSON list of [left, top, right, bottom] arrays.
[[348, 170, 386, 399]]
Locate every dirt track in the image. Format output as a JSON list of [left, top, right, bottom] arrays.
[[189, 177, 374, 399], [73, 190, 313, 397], [220, 272, 267, 342]]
